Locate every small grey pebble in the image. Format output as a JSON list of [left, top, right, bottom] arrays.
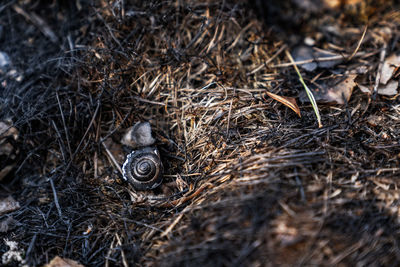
[[0, 51, 11, 71], [121, 122, 156, 148]]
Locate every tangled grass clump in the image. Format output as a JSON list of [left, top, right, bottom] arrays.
[[1, 0, 400, 266]]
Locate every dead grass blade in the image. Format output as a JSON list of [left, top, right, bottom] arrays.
[[264, 91, 301, 117], [348, 25, 368, 61]]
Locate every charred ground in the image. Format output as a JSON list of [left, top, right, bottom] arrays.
[[1, 0, 400, 266]]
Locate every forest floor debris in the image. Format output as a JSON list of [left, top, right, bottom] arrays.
[[0, 0, 400, 266]]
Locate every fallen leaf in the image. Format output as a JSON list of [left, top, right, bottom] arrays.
[[264, 91, 301, 117], [380, 54, 400, 85], [313, 48, 343, 69], [295, 0, 364, 11], [324, 0, 364, 9], [292, 46, 343, 72], [292, 46, 317, 72], [377, 80, 398, 96], [322, 0, 339, 9], [300, 74, 357, 104], [357, 83, 372, 94], [357, 81, 398, 96], [0, 196, 20, 215], [44, 256, 85, 267], [325, 74, 357, 104]]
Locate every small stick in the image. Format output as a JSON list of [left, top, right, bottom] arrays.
[[74, 100, 100, 156], [51, 120, 66, 162], [105, 236, 116, 267], [348, 25, 368, 61], [115, 234, 129, 267], [64, 100, 101, 173], [247, 44, 287, 75], [102, 141, 123, 175], [49, 178, 63, 220], [94, 151, 98, 179], [272, 51, 372, 68], [226, 99, 233, 137], [13, 5, 58, 43], [160, 183, 213, 208], [56, 91, 73, 161], [26, 233, 37, 258], [160, 206, 188, 238]]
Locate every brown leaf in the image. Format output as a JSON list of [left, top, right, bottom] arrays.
[[324, 0, 364, 9], [300, 74, 357, 104], [380, 54, 400, 85], [357, 81, 399, 96], [44, 256, 85, 267], [357, 83, 372, 95], [265, 92, 301, 117], [324, 74, 357, 104], [378, 80, 399, 96]]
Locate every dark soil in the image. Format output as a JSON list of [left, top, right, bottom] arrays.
[[1, 0, 400, 266]]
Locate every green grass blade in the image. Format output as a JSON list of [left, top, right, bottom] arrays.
[[285, 50, 322, 128]]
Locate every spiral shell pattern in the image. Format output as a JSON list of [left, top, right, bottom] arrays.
[[122, 147, 163, 190]]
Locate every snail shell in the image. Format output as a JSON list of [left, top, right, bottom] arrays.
[[122, 146, 163, 190]]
